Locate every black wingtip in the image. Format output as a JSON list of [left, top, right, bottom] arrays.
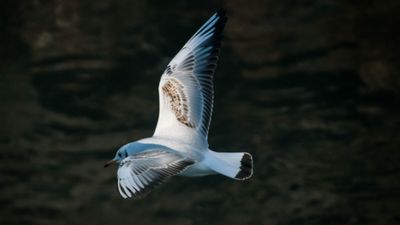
[[213, 8, 228, 40], [216, 8, 228, 22], [235, 153, 253, 180], [217, 8, 227, 16]]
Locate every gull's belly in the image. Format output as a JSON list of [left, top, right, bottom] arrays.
[[138, 137, 206, 157], [137, 137, 214, 176], [179, 160, 216, 177]]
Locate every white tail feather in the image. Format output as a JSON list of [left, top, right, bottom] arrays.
[[205, 150, 253, 180]]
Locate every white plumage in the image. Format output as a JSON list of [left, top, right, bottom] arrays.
[[105, 9, 253, 199]]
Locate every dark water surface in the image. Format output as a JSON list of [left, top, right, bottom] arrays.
[[1, 1, 400, 225]]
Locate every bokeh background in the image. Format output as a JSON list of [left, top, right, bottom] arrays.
[[1, 0, 400, 225]]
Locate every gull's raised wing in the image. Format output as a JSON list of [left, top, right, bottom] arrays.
[[117, 150, 194, 199], [153, 10, 227, 148]]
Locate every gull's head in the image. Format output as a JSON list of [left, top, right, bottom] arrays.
[[104, 146, 129, 168]]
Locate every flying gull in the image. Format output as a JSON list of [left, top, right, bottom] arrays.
[[104, 9, 253, 199]]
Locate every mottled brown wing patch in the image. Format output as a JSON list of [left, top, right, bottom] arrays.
[[162, 79, 196, 128]]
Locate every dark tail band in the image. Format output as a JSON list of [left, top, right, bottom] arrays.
[[235, 153, 253, 180]]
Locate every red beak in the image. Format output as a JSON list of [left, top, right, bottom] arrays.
[[104, 160, 116, 168]]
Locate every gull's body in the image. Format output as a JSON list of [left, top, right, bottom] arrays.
[[105, 9, 253, 199]]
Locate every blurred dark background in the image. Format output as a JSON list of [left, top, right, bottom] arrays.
[[1, 0, 400, 225]]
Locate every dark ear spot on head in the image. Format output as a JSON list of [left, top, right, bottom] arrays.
[[124, 151, 128, 158]]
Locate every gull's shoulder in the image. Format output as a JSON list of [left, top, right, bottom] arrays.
[[138, 137, 206, 155]]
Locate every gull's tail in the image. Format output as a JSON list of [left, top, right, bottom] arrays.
[[205, 150, 253, 180]]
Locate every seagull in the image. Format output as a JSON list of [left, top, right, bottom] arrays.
[[104, 9, 253, 199]]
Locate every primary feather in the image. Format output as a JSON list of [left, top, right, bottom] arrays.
[[117, 150, 194, 199]]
